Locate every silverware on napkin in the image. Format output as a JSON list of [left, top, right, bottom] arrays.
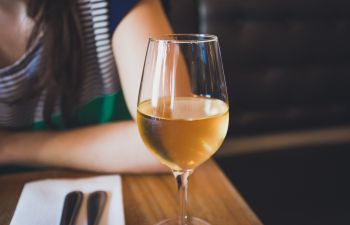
[[59, 190, 107, 225], [60, 191, 83, 225]]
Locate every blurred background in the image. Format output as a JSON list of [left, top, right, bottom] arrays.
[[165, 0, 350, 224]]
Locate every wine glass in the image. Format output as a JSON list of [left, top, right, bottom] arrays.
[[137, 34, 229, 225]]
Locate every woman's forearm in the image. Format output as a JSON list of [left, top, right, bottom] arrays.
[[0, 121, 166, 173]]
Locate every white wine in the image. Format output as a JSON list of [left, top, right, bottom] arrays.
[[137, 97, 229, 170]]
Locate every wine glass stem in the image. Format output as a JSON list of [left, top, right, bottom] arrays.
[[173, 169, 193, 225]]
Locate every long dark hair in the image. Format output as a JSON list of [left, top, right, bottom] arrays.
[[27, 0, 83, 128]]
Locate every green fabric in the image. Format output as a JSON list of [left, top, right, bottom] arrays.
[[32, 92, 132, 131]]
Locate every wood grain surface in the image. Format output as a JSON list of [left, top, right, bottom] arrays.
[[0, 160, 263, 225]]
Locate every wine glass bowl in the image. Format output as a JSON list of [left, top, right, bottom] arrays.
[[137, 34, 228, 225], [137, 96, 228, 171]]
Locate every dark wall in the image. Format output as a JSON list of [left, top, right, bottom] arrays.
[[167, 0, 350, 136]]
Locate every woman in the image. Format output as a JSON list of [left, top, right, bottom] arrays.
[[0, 0, 172, 172]]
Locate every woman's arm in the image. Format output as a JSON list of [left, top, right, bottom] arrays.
[[0, 121, 166, 173], [112, 0, 172, 119], [0, 0, 172, 173]]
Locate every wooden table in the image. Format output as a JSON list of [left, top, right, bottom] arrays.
[[0, 160, 262, 225]]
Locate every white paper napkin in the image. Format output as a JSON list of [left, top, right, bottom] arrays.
[[10, 175, 124, 225]]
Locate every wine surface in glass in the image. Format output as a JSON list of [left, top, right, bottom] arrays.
[[137, 97, 229, 170]]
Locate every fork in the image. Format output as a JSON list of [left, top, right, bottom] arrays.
[[87, 191, 107, 225]]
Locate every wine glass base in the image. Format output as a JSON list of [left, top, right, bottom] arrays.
[[155, 217, 211, 225]]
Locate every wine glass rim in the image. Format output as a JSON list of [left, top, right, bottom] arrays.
[[149, 34, 218, 43]]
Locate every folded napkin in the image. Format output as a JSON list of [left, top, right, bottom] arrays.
[[10, 175, 124, 225]]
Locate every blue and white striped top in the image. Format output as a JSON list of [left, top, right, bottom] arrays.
[[0, 0, 138, 130]]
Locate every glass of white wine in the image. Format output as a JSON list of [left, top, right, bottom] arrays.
[[137, 34, 229, 225]]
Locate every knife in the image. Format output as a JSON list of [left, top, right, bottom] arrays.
[[59, 191, 83, 225]]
